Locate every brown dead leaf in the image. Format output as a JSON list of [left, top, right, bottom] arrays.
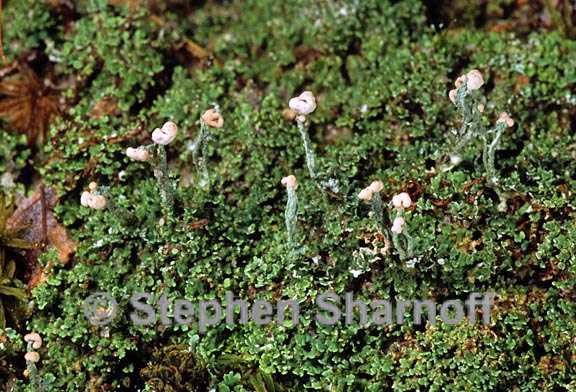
[[294, 45, 323, 65], [430, 198, 452, 208], [515, 74, 530, 87], [27, 266, 47, 289], [0, 64, 60, 145], [183, 38, 210, 59], [189, 219, 209, 230], [7, 186, 76, 267], [514, 74, 531, 93], [462, 177, 484, 193], [489, 21, 517, 33], [0, 61, 17, 78], [89, 96, 120, 119]]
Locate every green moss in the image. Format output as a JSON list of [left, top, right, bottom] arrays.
[[1, 0, 575, 390], [3, 0, 55, 60]]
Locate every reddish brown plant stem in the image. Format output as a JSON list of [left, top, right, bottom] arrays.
[[40, 184, 48, 248]]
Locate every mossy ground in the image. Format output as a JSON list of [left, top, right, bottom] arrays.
[[0, 0, 575, 391]]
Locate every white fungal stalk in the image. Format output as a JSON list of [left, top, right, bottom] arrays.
[[154, 143, 173, 219], [483, 112, 514, 186], [281, 175, 298, 245], [443, 69, 514, 186], [289, 92, 318, 178], [294, 110, 318, 180], [289, 91, 339, 193], [193, 109, 224, 189], [151, 121, 178, 220], [297, 116, 318, 179], [24, 333, 42, 390], [124, 121, 180, 221], [358, 180, 390, 242], [443, 69, 486, 171], [390, 192, 414, 261]]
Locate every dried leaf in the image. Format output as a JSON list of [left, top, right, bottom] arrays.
[[89, 96, 120, 119], [7, 186, 76, 266], [26, 266, 47, 289], [430, 198, 452, 208], [47, 223, 76, 263], [0, 64, 60, 145], [189, 219, 209, 230]]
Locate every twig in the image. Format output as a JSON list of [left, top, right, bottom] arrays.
[[39, 184, 48, 248]]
